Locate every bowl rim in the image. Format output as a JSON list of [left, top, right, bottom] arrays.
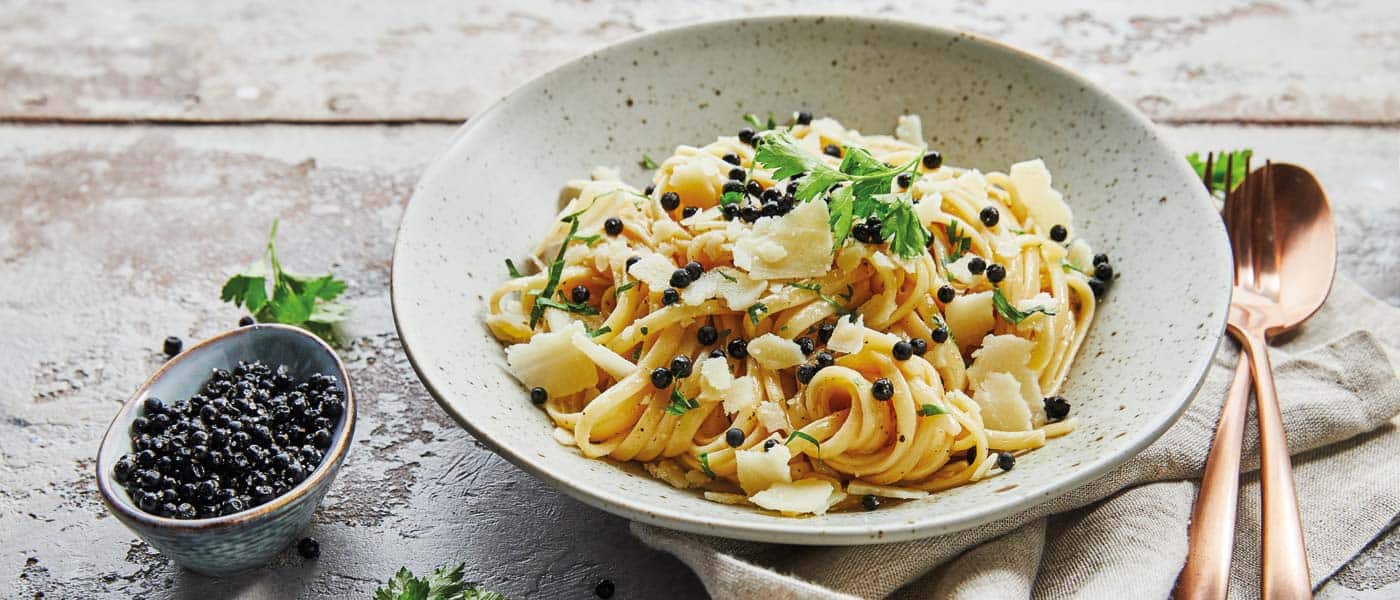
[[390, 14, 1231, 544], [95, 323, 357, 531]]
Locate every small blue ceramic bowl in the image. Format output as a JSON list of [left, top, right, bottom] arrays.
[[96, 324, 356, 576]]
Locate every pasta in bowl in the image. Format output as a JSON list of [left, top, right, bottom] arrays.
[[391, 15, 1230, 544], [486, 114, 1105, 516]]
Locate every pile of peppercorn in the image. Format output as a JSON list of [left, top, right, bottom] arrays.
[[111, 360, 344, 519]]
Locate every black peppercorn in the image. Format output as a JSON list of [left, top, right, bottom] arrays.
[[530, 387, 548, 405], [1094, 262, 1114, 282], [861, 494, 880, 511], [669, 269, 691, 289], [570, 285, 590, 304], [650, 367, 673, 389], [697, 325, 718, 346], [815, 351, 834, 368], [728, 167, 746, 181], [660, 191, 681, 211], [238, 315, 255, 327], [979, 206, 1000, 227], [1049, 224, 1068, 242], [626, 255, 641, 270], [796, 337, 815, 356], [738, 128, 756, 145], [823, 144, 842, 158], [795, 111, 813, 125], [892, 340, 913, 361], [922, 151, 942, 169], [725, 427, 744, 448], [1088, 277, 1106, 299], [910, 338, 928, 356], [967, 257, 987, 275], [595, 578, 616, 599], [163, 336, 183, 357], [727, 338, 748, 359], [684, 261, 704, 281], [763, 439, 778, 451], [1043, 396, 1071, 421], [1093, 253, 1110, 266], [937, 285, 955, 303], [682, 206, 698, 219], [662, 288, 681, 305], [604, 217, 624, 235], [644, 184, 656, 196], [931, 326, 949, 344], [670, 355, 694, 378], [722, 153, 741, 165], [796, 364, 817, 384], [986, 264, 1006, 283], [297, 537, 320, 559], [997, 452, 1016, 471], [817, 323, 836, 343], [722, 204, 740, 221], [872, 378, 894, 400]]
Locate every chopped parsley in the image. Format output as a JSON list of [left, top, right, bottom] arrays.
[[504, 258, 524, 278], [746, 302, 769, 325], [587, 325, 612, 338], [640, 153, 659, 169], [699, 452, 716, 478], [917, 403, 947, 416], [532, 296, 599, 317], [786, 430, 822, 463], [528, 202, 594, 328], [1060, 260, 1090, 275], [713, 268, 738, 282], [665, 388, 700, 415], [944, 220, 972, 261], [612, 281, 637, 296], [991, 286, 1055, 325], [786, 281, 851, 315]]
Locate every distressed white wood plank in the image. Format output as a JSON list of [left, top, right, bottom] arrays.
[[0, 122, 1395, 597], [2, 0, 1398, 123]]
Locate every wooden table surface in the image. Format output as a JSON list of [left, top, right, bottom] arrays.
[[2, 1, 1397, 598]]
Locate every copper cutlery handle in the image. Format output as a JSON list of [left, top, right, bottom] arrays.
[[1178, 356, 1252, 599], [1237, 327, 1313, 599]]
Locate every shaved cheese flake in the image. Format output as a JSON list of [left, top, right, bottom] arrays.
[[756, 401, 790, 433], [973, 372, 1034, 431], [747, 334, 806, 369], [1066, 239, 1093, 273], [847, 480, 931, 500], [895, 114, 924, 145], [569, 329, 638, 380], [715, 270, 768, 310], [627, 253, 676, 290], [697, 357, 734, 402], [945, 291, 994, 353], [735, 443, 793, 495], [749, 479, 836, 515], [505, 322, 597, 396], [733, 200, 834, 279], [680, 270, 722, 305], [827, 315, 866, 354], [945, 254, 983, 283], [723, 376, 760, 415], [1016, 292, 1057, 316], [966, 334, 1035, 383], [1010, 159, 1073, 234]]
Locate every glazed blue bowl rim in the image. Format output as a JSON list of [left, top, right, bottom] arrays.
[[95, 323, 356, 532]]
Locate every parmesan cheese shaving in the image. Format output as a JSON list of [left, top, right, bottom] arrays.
[[827, 315, 866, 354], [735, 444, 793, 495], [733, 200, 834, 279], [505, 322, 598, 397], [749, 479, 836, 515], [746, 334, 806, 369]]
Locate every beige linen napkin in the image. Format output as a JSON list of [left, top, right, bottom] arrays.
[[633, 277, 1400, 599]]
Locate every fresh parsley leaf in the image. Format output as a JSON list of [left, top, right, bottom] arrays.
[[918, 403, 947, 416], [877, 197, 931, 259], [640, 153, 658, 170], [699, 452, 716, 478], [786, 282, 850, 315], [587, 325, 611, 337], [220, 220, 349, 343], [1186, 149, 1252, 197], [666, 388, 700, 415], [746, 302, 769, 325], [713, 268, 737, 283], [826, 184, 856, 249], [991, 286, 1055, 325], [720, 189, 745, 207], [753, 132, 844, 201], [373, 563, 505, 600], [504, 258, 524, 278]]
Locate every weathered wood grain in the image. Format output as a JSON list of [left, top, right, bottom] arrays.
[[2, 0, 1398, 123], [0, 123, 1395, 597]]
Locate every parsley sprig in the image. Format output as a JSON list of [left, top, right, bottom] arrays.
[[752, 132, 928, 258], [1186, 149, 1252, 198], [699, 452, 716, 478], [991, 286, 1055, 325], [373, 563, 504, 600], [746, 302, 770, 325], [918, 404, 947, 416], [220, 220, 349, 343]]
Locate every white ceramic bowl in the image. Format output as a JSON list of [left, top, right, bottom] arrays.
[[391, 15, 1231, 545]]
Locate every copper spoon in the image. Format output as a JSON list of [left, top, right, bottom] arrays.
[[1180, 162, 1337, 599]]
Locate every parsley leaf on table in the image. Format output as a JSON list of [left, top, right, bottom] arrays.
[[373, 564, 505, 600], [640, 153, 658, 169], [220, 220, 349, 343], [1186, 149, 1252, 197]]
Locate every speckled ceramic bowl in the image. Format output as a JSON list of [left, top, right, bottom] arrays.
[[95, 324, 355, 575], [392, 15, 1231, 545]]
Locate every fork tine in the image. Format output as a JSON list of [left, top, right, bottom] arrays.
[[1204, 151, 1216, 193], [1225, 151, 1235, 196], [1253, 160, 1282, 296]]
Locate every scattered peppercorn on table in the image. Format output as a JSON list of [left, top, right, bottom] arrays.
[[2, 1, 1398, 597]]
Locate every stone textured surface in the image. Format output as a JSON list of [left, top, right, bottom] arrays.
[[0, 1, 1397, 598], [1, 0, 1398, 124]]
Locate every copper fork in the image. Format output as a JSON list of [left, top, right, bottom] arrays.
[[1178, 155, 1336, 599]]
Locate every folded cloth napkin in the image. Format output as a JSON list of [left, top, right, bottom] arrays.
[[634, 277, 1400, 599]]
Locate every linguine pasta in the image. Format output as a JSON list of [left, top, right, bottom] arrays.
[[486, 115, 1101, 515]]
